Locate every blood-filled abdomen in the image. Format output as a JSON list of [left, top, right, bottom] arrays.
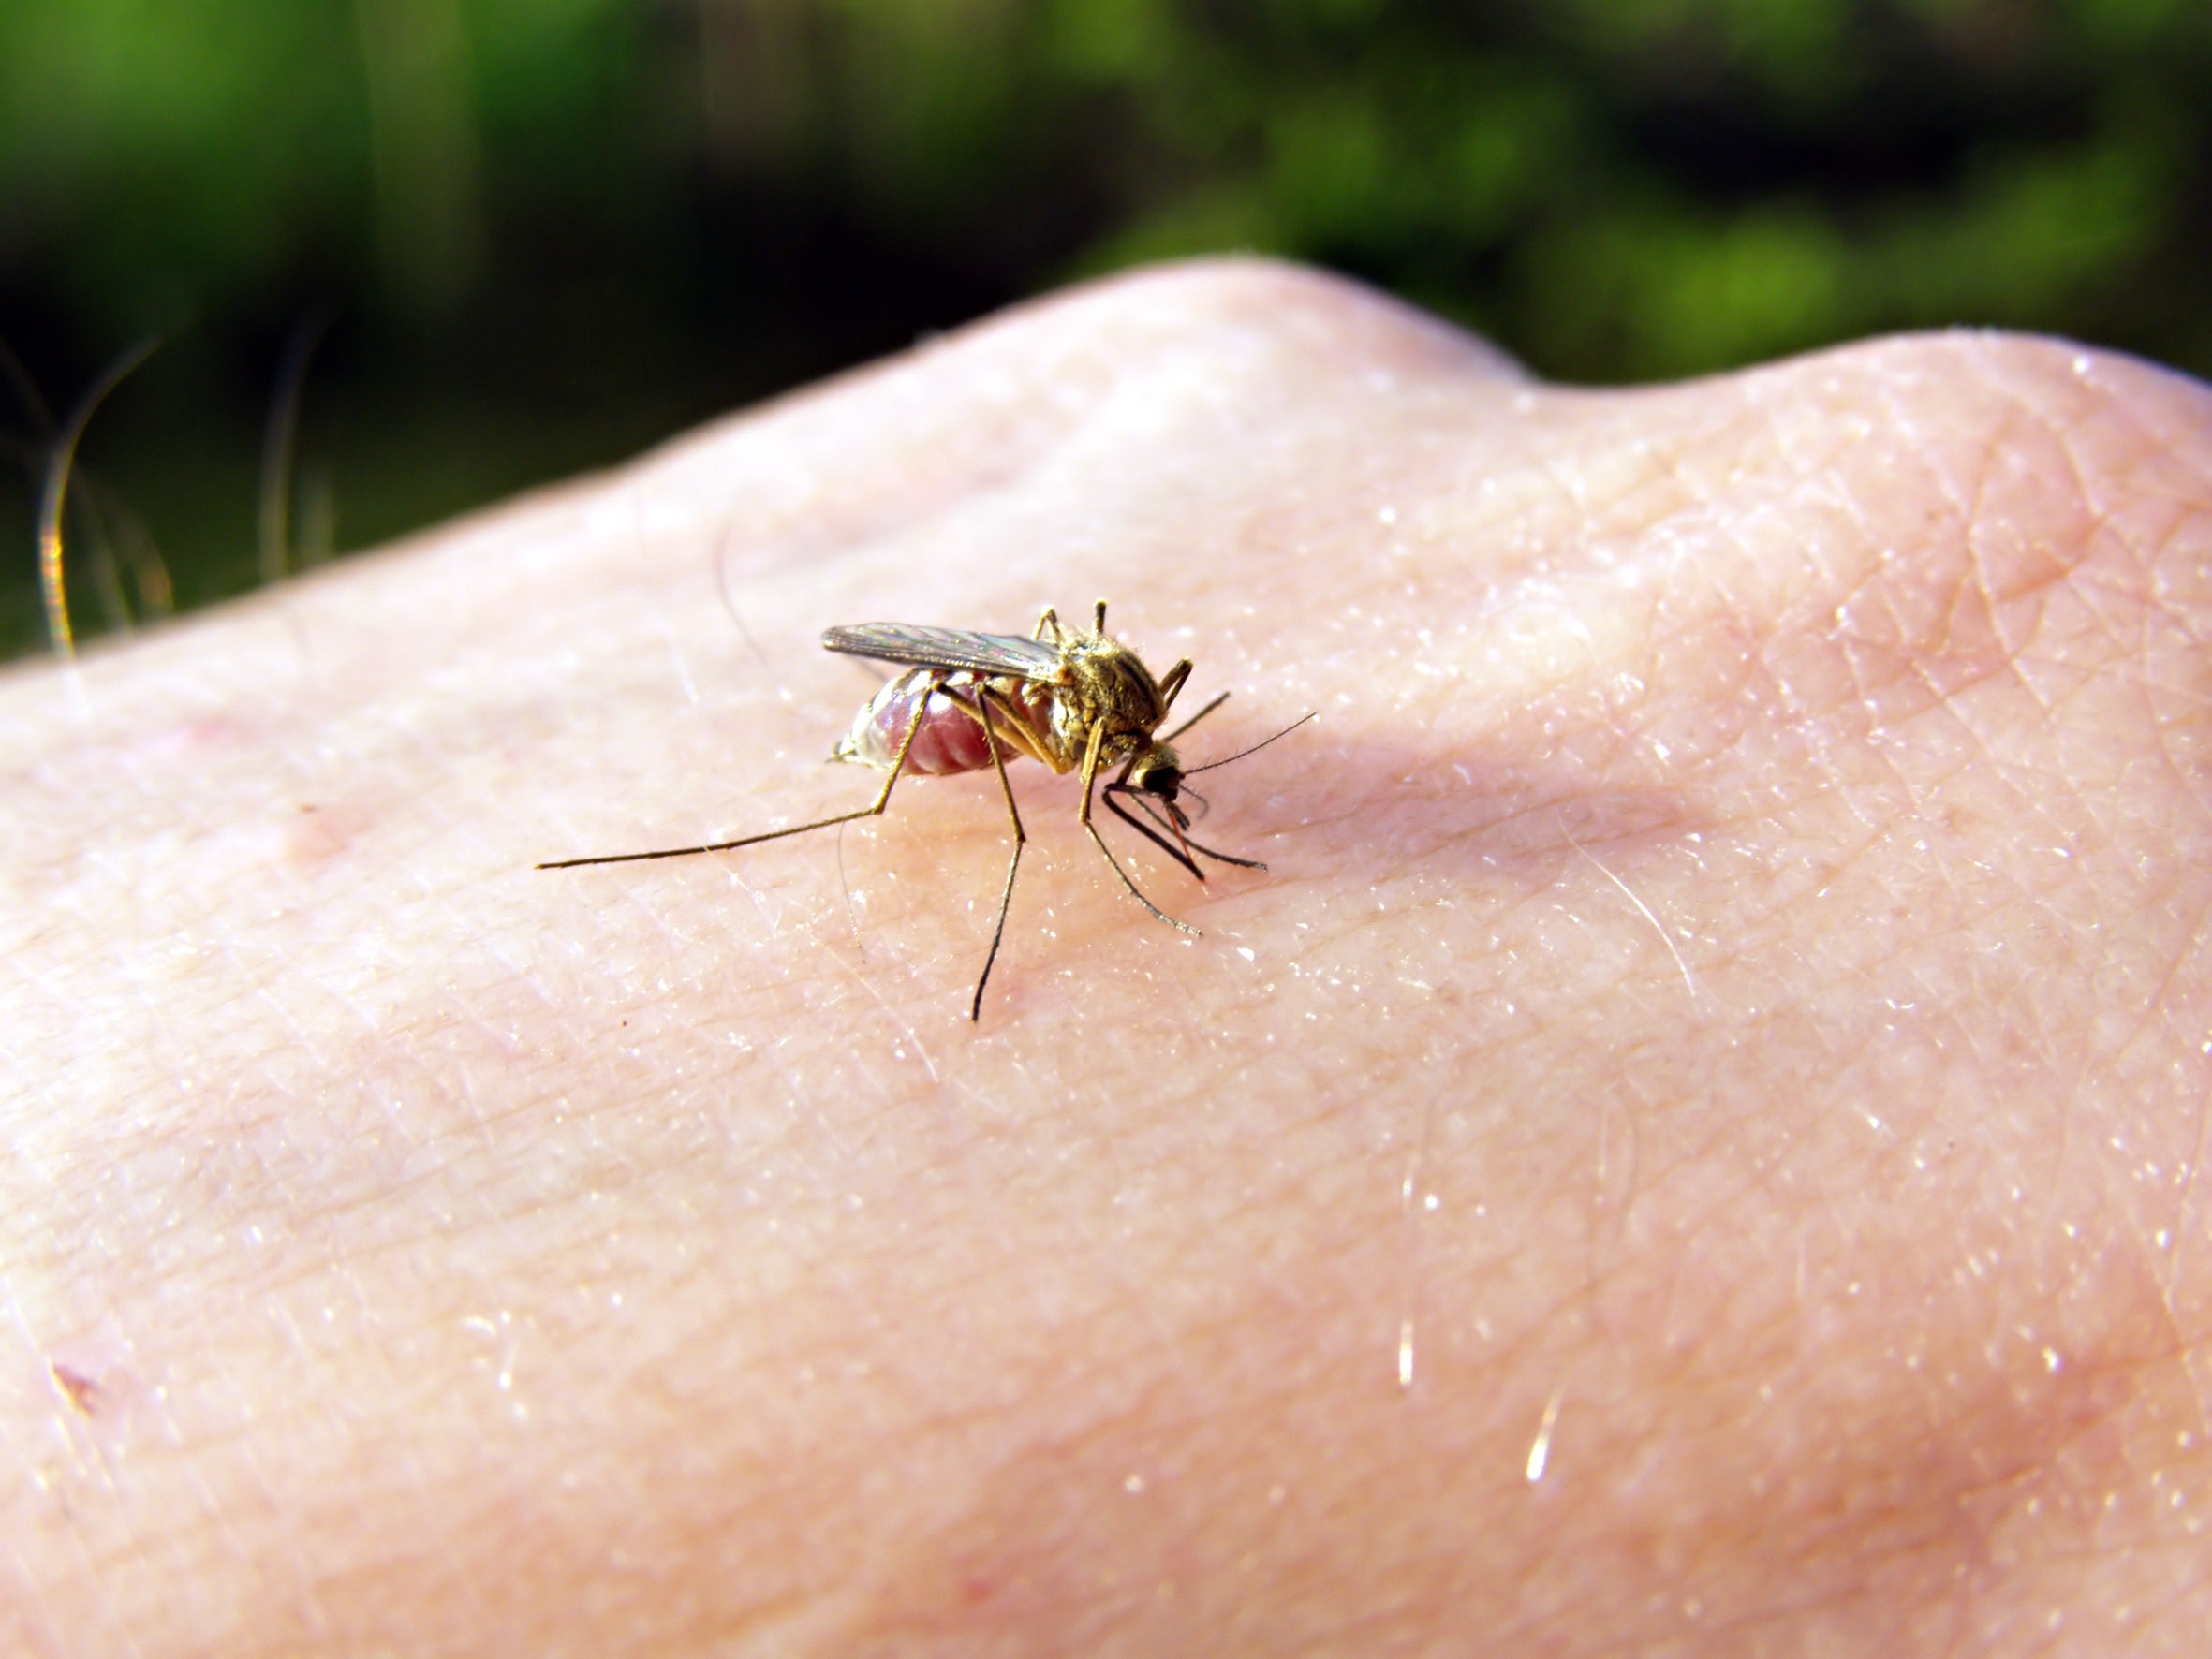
[[831, 670, 1051, 775]]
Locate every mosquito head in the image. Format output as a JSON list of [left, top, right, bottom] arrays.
[[1105, 708, 1310, 884], [1124, 742, 1187, 823]]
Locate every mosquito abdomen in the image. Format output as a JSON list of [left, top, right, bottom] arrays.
[[833, 669, 1051, 775]]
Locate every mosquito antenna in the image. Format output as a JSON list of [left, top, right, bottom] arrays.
[[1185, 710, 1317, 776], [39, 338, 159, 657]]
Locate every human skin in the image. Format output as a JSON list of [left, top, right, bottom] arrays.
[[4, 259, 2209, 1655]]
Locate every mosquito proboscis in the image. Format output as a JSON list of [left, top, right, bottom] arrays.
[[538, 600, 1309, 1019]]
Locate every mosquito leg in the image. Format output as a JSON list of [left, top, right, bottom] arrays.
[[967, 688, 1030, 1020], [1154, 656, 1192, 716], [536, 673, 944, 869], [1179, 832, 1266, 871], [1083, 818, 1194, 931], [1101, 782, 1212, 881], [1076, 727, 1197, 934], [1159, 687, 1225, 744], [1034, 606, 1062, 645]]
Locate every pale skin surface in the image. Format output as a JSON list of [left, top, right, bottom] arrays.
[[3, 259, 2209, 1655]]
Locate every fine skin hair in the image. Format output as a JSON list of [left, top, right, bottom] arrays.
[[4, 260, 2210, 1656]]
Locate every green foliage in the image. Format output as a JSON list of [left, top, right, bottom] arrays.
[[5, 0, 2209, 653]]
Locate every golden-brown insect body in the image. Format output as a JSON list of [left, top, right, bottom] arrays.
[[1042, 625, 1178, 771], [540, 600, 1276, 1020], [830, 607, 1187, 786]]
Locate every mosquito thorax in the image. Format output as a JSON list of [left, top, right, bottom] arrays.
[[1068, 634, 1167, 712]]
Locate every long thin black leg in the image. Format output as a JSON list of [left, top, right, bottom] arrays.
[[967, 688, 1029, 1020], [536, 674, 941, 869], [1159, 688, 1226, 744], [1074, 731, 1196, 933], [1106, 784, 1266, 872]]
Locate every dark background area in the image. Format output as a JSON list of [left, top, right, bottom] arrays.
[[4, 0, 2207, 658]]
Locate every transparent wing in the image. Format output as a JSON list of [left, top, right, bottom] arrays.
[[821, 623, 1063, 678]]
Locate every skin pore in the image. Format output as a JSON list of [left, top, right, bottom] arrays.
[[4, 260, 2208, 1655]]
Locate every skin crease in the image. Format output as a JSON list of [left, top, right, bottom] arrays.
[[2, 258, 2209, 1656]]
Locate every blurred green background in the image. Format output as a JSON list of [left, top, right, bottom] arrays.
[[4, 0, 2207, 657]]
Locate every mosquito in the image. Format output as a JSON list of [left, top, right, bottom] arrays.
[[538, 600, 1307, 1019]]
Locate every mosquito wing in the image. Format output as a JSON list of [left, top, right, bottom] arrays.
[[822, 623, 1064, 680]]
